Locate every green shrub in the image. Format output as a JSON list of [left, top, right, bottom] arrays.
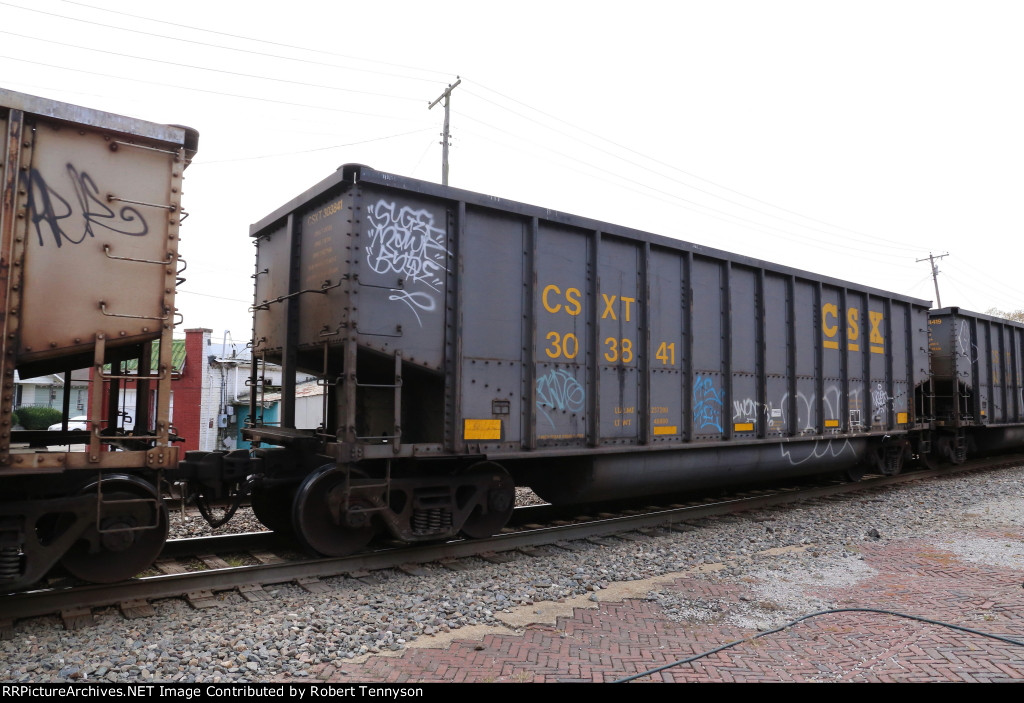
[[10, 409, 19, 428], [18, 406, 64, 430]]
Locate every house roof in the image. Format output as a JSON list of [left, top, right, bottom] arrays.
[[119, 339, 187, 373]]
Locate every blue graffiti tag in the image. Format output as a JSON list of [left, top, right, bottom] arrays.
[[536, 368, 585, 429], [692, 374, 724, 432]]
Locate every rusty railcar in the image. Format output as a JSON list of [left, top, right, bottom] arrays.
[[219, 164, 932, 555], [0, 89, 198, 589], [923, 307, 1024, 460]]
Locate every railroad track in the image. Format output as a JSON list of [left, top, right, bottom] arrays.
[[2, 456, 1019, 637]]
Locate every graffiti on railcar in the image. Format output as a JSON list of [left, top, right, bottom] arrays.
[[536, 368, 585, 429], [366, 199, 449, 324], [871, 383, 892, 425], [781, 438, 855, 466], [28, 165, 149, 248], [956, 319, 978, 362], [692, 374, 724, 432]]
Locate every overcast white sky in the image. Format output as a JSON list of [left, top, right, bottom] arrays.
[[3, 0, 1021, 345]]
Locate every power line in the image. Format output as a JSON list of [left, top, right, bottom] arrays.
[[197, 128, 436, 165], [0, 30, 427, 103], [55, 0, 455, 79], [459, 86, 923, 255], [0, 55, 432, 122], [0, 1, 451, 83], [466, 82, 916, 251]]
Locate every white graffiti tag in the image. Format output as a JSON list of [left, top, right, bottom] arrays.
[[871, 383, 891, 423], [773, 386, 863, 434], [732, 398, 758, 423], [956, 320, 979, 362], [781, 438, 855, 466], [366, 199, 449, 324]]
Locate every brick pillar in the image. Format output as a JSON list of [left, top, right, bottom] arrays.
[[174, 328, 212, 454]]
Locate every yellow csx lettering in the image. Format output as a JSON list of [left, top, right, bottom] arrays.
[[542, 285, 582, 316], [542, 286, 638, 322], [822, 305, 884, 354], [868, 311, 884, 353], [601, 293, 636, 322]]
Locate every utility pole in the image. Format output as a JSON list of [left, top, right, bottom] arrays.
[[428, 77, 461, 186], [917, 252, 949, 308]]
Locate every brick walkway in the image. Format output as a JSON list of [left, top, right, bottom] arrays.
[[305, 529, 1024, 683]]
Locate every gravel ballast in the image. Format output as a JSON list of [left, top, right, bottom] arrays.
[[2, 466, 1022, 683]]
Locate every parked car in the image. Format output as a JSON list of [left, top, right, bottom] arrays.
[[47, 416, 88, 431]]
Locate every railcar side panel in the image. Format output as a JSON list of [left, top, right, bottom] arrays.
[[531, 221, 588, 448], [458, 205, 527, 451], [647, 247, 685, 444]]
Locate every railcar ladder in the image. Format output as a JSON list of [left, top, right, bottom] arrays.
[[352, 351, 403, 452]]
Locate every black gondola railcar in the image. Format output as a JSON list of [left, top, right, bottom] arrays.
[[207, 164, 934, 555]]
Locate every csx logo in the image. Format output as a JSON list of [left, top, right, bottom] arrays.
[[541, 285, 637, 321], [822, 304, 885, 354]]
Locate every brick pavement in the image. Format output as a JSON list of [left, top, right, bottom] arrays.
[[303, 528, 1024, 683]]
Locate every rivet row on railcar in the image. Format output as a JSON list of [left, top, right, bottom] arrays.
[[0, 89, 198, 591]]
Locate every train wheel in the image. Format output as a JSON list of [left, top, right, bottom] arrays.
[[251, 486, 295, 535], [293, 466, 377, 557], [60, 476, 168, 583], [458, 462, 515, 539]]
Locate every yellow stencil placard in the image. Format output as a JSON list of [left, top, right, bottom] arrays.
[[464, 419, 501, 440], [897, 412, 908, 424], [825, 419, 840, 428], [733, 423, 754, 432], [653, 426, 678, 435]]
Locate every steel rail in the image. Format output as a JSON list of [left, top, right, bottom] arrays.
[[2, 457, 1020, 631]]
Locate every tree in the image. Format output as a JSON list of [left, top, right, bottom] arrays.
[[984, 307, 1024, 323]]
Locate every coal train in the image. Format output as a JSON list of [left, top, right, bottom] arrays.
[[1, 89, 1022, 591]]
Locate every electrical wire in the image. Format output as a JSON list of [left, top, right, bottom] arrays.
[[0, 0, 451, 83], [55, 0, 453, 79], [612, 606, 1024, 683], [0, 29, 426, 103], [0, 55, 430, 122], [454, 119, 931, 267], [1, 1, 937, 262], [464, 83, 926, 253], [454, 95, 930, 266], [195, 128, 436, 165], [6, 3, 1008, 312]]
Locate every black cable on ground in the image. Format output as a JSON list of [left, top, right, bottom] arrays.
[[612, 606, 1024, 683]]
